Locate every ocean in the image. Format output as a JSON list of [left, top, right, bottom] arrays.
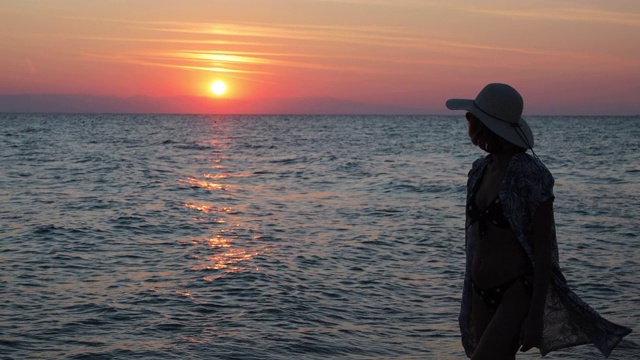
[[1, 114, 638, 359]]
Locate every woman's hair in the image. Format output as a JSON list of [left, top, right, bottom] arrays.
[[466, 112, 527, 154]]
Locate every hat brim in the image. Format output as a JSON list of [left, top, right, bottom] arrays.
[[446, 98, 534, 149]]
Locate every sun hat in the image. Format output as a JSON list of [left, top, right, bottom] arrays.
[[446, 83, 534, 149]]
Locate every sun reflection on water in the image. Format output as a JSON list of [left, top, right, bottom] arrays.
[[180, 172, 252, 191], [188, 232, 261, 274], [183, 203, 233, 214], [205, 234, 232, 249], [180, 177, 226, 191], [199, 248, 259, 272], [203, 172, 252, 179], [183, 200, 263, 276], [203, 173, 230, 180]]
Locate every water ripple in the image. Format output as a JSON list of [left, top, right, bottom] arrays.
[[0, 114, 637, 359]]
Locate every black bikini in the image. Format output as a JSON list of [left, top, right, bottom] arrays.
[[467, 190, 532, 310], [472, 276, 532, 311], [466, 191, 510, 236]]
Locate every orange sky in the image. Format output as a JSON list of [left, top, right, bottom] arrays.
[[1, 0, 639, 114]]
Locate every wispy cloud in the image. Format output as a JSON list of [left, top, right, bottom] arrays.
[[138, 20, 427, 48], [298, 0, 432, 6], [34, 12, 639, 81], [467, 6, 640, 28], [68, 19, 447, 75]]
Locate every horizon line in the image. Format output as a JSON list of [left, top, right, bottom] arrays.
[[0, 93, 637, 117], [1, 111, 638, 117]]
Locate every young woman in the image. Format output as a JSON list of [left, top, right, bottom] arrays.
[[446, 83, 631, 359]]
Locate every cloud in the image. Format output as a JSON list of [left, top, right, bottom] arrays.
[[466, 6, 640, 28], [25, 10, 639, 83], [68, 20, 450, 75]]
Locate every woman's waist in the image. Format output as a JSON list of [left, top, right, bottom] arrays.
[[471, 250, 532, 288]]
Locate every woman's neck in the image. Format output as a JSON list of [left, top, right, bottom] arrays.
[[490, 152, 515, 170]]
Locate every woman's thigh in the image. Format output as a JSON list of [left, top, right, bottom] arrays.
[[472, 281, 531, 360], [472, 293, 494, 344]]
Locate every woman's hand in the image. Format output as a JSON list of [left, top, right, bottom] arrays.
[[519, 313, 543, 352]]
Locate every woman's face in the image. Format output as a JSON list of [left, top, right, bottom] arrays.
[[466, 112, 479, 139], [465, 112, 501, 153], [465, 112, 525, 154]]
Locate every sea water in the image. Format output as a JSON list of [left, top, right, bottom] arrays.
[[1, 114, 638, 359]]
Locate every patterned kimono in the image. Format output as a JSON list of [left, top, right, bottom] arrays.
[[459, 153, 632, 357]]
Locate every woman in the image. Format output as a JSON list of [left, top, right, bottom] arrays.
[[446, 83, 631, 359]]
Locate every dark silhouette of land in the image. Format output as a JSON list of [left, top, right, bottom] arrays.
[[0, 94, 430, 115]]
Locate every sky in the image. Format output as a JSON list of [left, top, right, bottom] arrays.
[[1, 0, 639, 114]]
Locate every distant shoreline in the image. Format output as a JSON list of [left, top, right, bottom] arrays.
[[1, 94, 637, 116]]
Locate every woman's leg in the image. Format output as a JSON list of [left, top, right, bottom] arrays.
[[472, 292, 494, 344], [472, 280, 532, 360]]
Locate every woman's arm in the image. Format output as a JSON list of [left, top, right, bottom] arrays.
[[520, 200, 554, 351]]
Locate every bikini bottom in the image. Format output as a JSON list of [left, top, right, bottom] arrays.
[[472, 274, 533, 311]]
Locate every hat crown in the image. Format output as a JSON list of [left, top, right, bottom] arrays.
[[475, 83, 523, 125]]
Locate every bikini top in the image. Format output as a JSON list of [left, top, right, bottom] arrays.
[[466, 191, 510, 237]]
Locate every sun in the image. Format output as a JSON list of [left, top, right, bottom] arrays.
[[210, 80, 227, 96]]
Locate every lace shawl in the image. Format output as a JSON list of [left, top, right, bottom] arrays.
[[459, 153, 632, 358]]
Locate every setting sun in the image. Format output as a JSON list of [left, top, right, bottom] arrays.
[[211, 80, 227, 96]]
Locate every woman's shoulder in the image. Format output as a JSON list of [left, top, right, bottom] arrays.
[[508, 153, 555, 201], [471, 155, 490, 170], [510, 153, 553, 178], [468, 155, 490, 178]]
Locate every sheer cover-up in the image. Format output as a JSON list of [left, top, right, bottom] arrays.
[[459, 153, 632, 357]]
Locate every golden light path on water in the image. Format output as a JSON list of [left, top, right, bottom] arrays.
[[181, 166, 267, 281]]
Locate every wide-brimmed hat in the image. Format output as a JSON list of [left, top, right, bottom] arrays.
[[446, 83, 534, 149]]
